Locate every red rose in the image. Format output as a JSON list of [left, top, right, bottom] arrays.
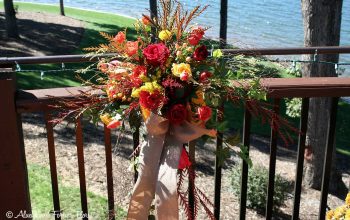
[[178, 146, 191, 169], [143, 43, 170, 66], [193, 45, 208, 61], [198, 106, 212, 121], [139, 90, 163, 110], [199, 71, 212, 82], [167, 104, 188, 125]]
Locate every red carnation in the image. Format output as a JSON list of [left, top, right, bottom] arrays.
[[114, 31, 126, 44], [126, 41, 139, 56], [198, 106, 212, 121], [193, 45, 208, 61], [131, 65, 147, 87], [188, 35, 201, 46], [178, 146, 191, 169], [167, 104, 188, 125], [139, 90, 163, 110], [188, 27, 205, 46], [143, 43, 170, 66]]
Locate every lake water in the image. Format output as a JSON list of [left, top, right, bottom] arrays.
[[15, 0, 350, 75]]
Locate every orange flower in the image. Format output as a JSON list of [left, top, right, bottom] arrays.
[[97, 62, 109, 73], [142, 15, 151, 26], [125, 41, 139, 56], [114, 31, 126, 44]]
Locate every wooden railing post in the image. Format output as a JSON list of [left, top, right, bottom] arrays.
[[0, 69, 31, 219]]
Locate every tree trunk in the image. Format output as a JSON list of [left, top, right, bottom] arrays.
[[4, 0, 19, 38], [301, 0, 345, 192], [60, 0, 65, 16]]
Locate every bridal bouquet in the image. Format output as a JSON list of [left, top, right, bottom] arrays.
[[64, 0, 272, 219]]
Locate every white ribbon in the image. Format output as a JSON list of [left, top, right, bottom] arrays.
[[127, 113, 215, 220]]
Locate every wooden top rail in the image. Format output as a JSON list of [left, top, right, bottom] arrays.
[[15, 77, 350, 113], [1, 46, 350, 66], [262, 77, 350, 97]]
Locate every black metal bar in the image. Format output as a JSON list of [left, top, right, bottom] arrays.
[[292, 98, 309, 220], [59, 0, 65, 16], [149, 0, 157, 42], [44, 112, 61, 220], [2, 46, 350, 66], [76, 118, 89, 220], [318, 97, 339, 220], [214, 105, 224, 220], [188, 141, 196, 219], [132, 127, 140, 183], [104, 125, 115, 220], [219, 0, 228, 48], [239, 102, 251, 220], [265, 98, 280, 219]]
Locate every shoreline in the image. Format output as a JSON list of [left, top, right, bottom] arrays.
[[12, 0, 137, 20]]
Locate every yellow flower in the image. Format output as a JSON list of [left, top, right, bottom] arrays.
[[131, 82, 162, 98], [100, 114, 112, 125], [346, 192, 350, 206], [326, 210, 334, 220], [158, 30, 172, 41], [131, 87, 142, 98], [172, 63, 192, 78], [142, 82, 162, 93], [140, 74, 150, 82], [192, 89, 205, 106], [345, 209, 350, 219], [334, 205, 347, 219]]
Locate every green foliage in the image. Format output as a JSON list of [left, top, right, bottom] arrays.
[[227, 55, 285, 79], [237, 145, 252, 168], [285, 98, 302, 118], [230, 165, 291, 213], [28, 164, 126, 219], [247, 79, 267, 101], [286, 62, 302, 77]]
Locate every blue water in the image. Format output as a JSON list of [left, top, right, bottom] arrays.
[[15, 0, 350, 75]]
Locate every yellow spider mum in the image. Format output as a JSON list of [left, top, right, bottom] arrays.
[[346, 192, 350, 206]]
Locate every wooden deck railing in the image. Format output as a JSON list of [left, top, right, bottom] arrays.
[[1, 46, 350, 220]]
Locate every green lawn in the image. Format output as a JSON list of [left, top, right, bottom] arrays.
[[28, 163, 126, 219], [0, 1, 137, 89]]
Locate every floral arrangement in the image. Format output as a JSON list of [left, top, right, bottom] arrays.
[[54, 0, 298, 219], [326, 193, 350, 220]]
